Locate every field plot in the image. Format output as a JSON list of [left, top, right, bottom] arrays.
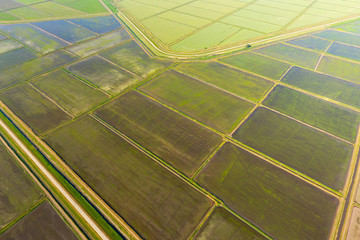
[[327, 43, 360, 62], [67, 29, 131, 58], [95, 91, 222, 176], [0, 84, 72, 135], [139, 70, 255, 133], [0, 23, 69, 54], [100, 41, 171, 77], [255, 43, 321, 69], [32, 20, 97, 44], [0, 47, 37, 71], [282, 66, 360, 109], [0, 0, 107, 22], [115, 0, 360, 53], [44, 116, 213, 240], [196, 143, 339, 240], [285, 36, 331, 52], [313, 30, 360, 47], [67, 55, 141, 95], [263, 86, 360, 142], [0, 51, 77, 90], [33, 70, 108, 115], [0, 141, 43, 229], [333, 20, 360, 35], [219, 52, 291, 80], [0, 201, 78, 240], [0, 39, 22, 54], [175, 62, 273, 102], [68, 15, 122, 34], [233, 107, 353, 190], [194, 207, 266, 240], [317, 56, 360, 84]]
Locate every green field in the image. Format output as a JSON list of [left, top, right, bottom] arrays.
[[220, 52, 291, 80], [32, 70, 108, 115], [283, 66, 360, 109], [0, 23, 68, 54], [0, 141, 43, 229], [263, 86, 360, 142], [67, 55, 140, 95], [195, 207, 266, 240], [233, 107, 353, 190], [139, 70, 255, 133], [317, 56, 360, 84], [67, 29, 131, 58], [100, 40, 171, 77], [0, 39, 22, 54], [114, 0, 360, 53], [285, 36, 331, 52], [0, 84, 72, 135], [255, 44, 321, 69], [95, 91, 222, 176], [196, 143, 339, 240], [0, 201, 78, 240], [0, 51, 77, 90], [176, 62, 273, 102], [44, 116, 213, 240], [0, 47, 37, 71]]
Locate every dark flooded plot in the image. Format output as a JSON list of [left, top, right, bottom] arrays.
[[285, 36, 331, 52], [0, 47, 37, 71], [0, 201, 79, 240], [313, 29, 360, 47], [196, 142, 339, 240], [32, 20, 97, 44], [255, 43, 321, 69], [44, 116, 213, 240], [0, 23, 69, 54], [68, 15, 122, 34], [327, 42, 360, 62]]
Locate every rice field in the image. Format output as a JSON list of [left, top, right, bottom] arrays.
[[0, 5, 360, 240], [114, 0, 360, 52]]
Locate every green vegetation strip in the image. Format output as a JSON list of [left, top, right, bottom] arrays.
[[0, 108, 125, 240]]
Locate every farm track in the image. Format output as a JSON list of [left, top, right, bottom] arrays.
[[0, 111, 111, 240]]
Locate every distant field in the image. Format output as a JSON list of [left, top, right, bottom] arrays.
[[113, 0, 360, 53], [0, 141, 43, 229], [0, 0, 108, 22], [1, 11, 360, 240], [0, 201, 79, 240], [44, 116, 213, 240]]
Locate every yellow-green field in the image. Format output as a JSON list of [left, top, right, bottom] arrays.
[[113, 0, 360, 54]]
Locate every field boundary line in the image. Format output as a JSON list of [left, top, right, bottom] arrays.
[[335, 116, 360, 239], [0, 111, 111, 240], [226, 137, 341, 198], [187, 204, 216, 240], [29, 83, 75, 119], [314, 41, 333, 71], [29, 23, 72, 45], [260, 105, 354, 145], [90, 113, 221, 204], [0, 136, 88, 239], [102, 0, 360, 59], [96, 54, 141, 79]]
